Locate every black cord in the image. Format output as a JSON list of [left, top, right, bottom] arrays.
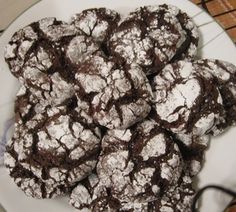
[[191, 185, 236, 212]]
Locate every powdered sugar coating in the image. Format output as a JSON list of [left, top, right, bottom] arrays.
[[109, 4, 187, 75], [71, 8, 120, 43], [65, 35, 100, 65], [70, 120, 185, 212], [75, 54, 153, 129], [96, 119, 183, 205], [152, 60, 225, 136], [19, 48, 75, 106]]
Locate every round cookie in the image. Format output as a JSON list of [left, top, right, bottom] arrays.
[[71, 8, 120, 43], [4, 17, 77, 78], [194, 59, 236, 133], [108, 4, 187, 75], [152, 60, 225, 137], [75, 53, 153, 129], [4, 141, 68, 199], [8, 87, 102, 189], [96, 119, 183, 205]]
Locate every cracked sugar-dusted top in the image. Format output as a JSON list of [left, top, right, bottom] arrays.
[[96, 119, 183, 204], [71, 8, 120, 43], [7, 86, 102, 190], [193, 59, 236, 133], [75, 53, 153, 129], [108, 4, 187, 75], [152, 60, 225, 136]]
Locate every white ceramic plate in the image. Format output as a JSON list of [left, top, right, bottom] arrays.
[[1, 0, 236, 211]]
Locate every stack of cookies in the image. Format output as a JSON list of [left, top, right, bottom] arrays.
[[3, 4, 236, 212]]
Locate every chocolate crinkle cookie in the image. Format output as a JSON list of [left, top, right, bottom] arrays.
[[75, 53, 153, 129], [71, 8, 120, 43], [4, 18, 80, 105], [69, 119, 184, 211], [96, 119, 183, 203], [108, 4, 198, 75], [152, 60, 225, 137], [4, 17, 77, 79], [4, 86, 102, 198]]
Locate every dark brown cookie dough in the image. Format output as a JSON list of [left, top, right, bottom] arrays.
[[193, 59, 236, 134], [96, 119, 183, 205], [75, 53, 153, 129], [108, 4, 197, 75], [71, 8, 120, 43], [152, 60, 225, 137]]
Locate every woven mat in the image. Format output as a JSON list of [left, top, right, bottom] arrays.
[[192, 0, 236, 43]]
